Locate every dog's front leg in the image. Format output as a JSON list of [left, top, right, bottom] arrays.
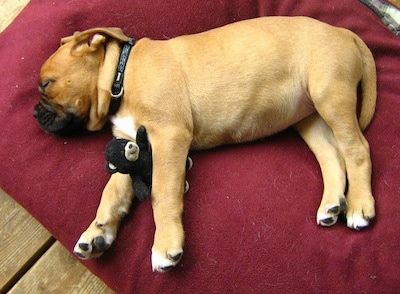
[[149, 127, 192, 272], [74, 173, 133, 259]]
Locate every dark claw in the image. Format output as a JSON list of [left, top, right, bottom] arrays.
[[366, 216, 375, 223], [74, 251, 86, 259], [327, 206, 340, 214], [327, 198, 347, 215], [356, 220, 371, 231], [355, 225, 368, 231], [184, 181, 189, 193], [168, 252, 183, 262], [78, 243, 90, 251], [320, 217, 335, 225], [161, 265, 175, 271]]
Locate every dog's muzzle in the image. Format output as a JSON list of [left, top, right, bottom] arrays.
[[33, 99, 85, 135]]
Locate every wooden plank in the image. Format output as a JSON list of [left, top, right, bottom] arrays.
[[0, 0, 31, 33], [0, 189, 55, 293], [9, 241, 115, 294]]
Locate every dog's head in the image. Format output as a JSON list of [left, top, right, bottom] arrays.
[[33, 27, 130, 135]]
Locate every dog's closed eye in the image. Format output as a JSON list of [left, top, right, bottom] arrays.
[[38, 79, 56, 94]]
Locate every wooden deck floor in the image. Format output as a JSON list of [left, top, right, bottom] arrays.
[[0, 189, 114, 293]]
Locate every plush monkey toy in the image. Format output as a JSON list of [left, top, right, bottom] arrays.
[[105, 126, 192, 201]]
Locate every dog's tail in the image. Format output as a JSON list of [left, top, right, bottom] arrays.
[[355, 35, 377, 131]]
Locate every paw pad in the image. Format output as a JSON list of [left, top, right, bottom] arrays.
[[93, 236, 110, 252], [168, 252, 183, 262], [320, 217, 336, 225], [78, 243, 90, 251]]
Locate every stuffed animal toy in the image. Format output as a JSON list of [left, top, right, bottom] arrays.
[[105, 126, 192, 201]]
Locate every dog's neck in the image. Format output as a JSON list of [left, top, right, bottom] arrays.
[[108, 37, 136, 115]]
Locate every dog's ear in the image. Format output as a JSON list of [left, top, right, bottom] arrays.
[[71, 33, 107, 56], [60, 31, 79, 46], [70, 27, 130, 56]]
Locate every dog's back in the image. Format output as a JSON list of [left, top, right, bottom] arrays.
[[134, 16, 375, 149]]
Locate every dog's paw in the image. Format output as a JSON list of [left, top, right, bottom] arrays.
[[346, 196, 375, 230], [73, 221, 116, 259], [151, 227, 184, 272], [152, 247, 183, 273], [317, 197, 347, 227], [151, 248, 183, 272]]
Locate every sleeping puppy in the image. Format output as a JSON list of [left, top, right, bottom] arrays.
[[34, 16, 377, 272]]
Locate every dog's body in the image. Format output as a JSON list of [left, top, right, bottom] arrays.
[[35, 17, 376, 272]]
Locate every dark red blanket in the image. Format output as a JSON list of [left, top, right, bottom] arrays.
[[1, 0, 399, 293]]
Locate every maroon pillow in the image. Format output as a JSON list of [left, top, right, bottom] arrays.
[[1, 0, 399, 293]]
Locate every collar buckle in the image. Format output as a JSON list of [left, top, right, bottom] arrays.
[[111, 86, 124, 98]]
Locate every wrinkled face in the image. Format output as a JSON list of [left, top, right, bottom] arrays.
[[33, 37, 104, 135]]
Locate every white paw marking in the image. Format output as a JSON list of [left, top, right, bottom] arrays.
[[347, 214, 369, 230], [151, 250, 177, 273]]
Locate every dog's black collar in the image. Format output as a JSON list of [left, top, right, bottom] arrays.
[[109, 37, 136, 115]]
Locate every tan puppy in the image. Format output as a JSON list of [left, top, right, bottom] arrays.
[[35, 17, 376, 272]]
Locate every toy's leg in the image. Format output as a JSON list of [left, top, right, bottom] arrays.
[[73, 173, 133, 259], [132, 177, 150, 201]]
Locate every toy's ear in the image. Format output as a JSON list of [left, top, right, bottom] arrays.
[[105, 161, 118, 174]]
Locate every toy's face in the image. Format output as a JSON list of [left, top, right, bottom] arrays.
[[124, 141, 139, 161], [105, 139, 140, 174]]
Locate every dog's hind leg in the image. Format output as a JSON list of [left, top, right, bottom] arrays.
[[312, 83, 375, 230], [295, 113, 347, 226], [73, 173, 134, 259]]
